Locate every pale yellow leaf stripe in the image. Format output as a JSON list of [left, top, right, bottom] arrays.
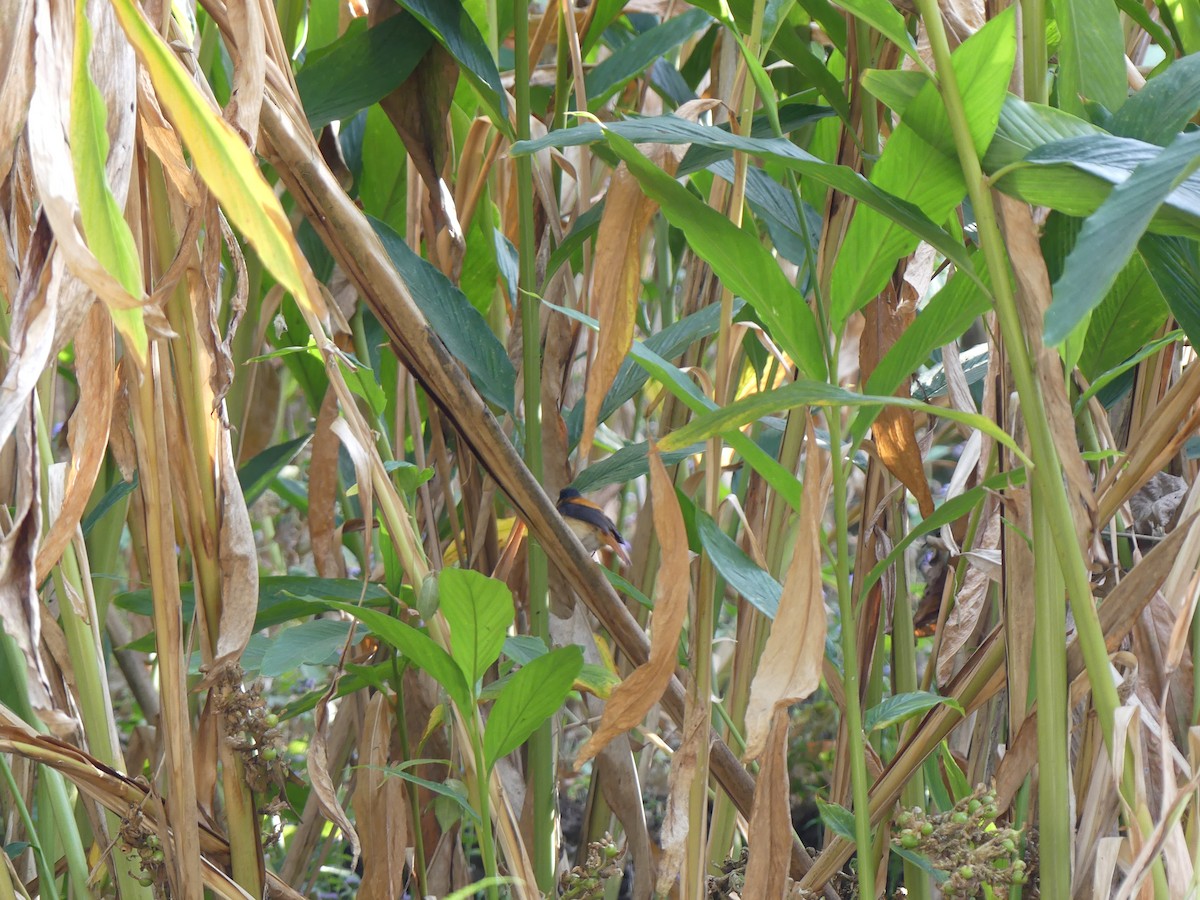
[[108, 0, 317, 316]]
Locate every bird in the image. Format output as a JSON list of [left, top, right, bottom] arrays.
[[556, 487, 632, 567]]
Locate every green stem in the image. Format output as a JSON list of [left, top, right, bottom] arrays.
[[827, 404, 876, 896], [513, 0, 554, 892], [471, 725, 500, 900], [912, 2, 1164, 894]]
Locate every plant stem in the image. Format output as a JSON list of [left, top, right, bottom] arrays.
[[827, 401, 876, 896], [913, 2, 1164, 893], [513, 0, 554, 892]]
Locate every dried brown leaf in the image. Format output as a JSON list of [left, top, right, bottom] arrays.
[[308, 687, 362, 862], [742, 710, 792, 900], [744, 419, 829, 758], [356, 694, 408, 900], [575, 445, 688, 767], [654, 698, 708, 895], [35, 304, 114, 583], [936, 500, 1000, 683], [309, 389, 343, 578], [860, 280, 933, 517], [213, 427, 257, 665], [580, 157, 667, 457], [0, 0, 34, 189]]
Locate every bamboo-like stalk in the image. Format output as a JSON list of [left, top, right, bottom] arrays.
[[910, 2, 1165, 894], [512, 0, 555, 891]]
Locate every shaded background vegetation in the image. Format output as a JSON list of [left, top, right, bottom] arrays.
[[2, 0, 1200, 898]]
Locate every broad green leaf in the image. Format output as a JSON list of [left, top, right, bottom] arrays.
[[438, 568, 514, 689], [1079, 255, 1169, 380], [1140, 234, 1200, 345], [371, 216, 516, 412], [70, 0, 148, 367], [484, 646, 583, 770], [1074, 331, 1184, 414], [661, 379, 1030, 465], [770, 26, 852, 125], [295, 14, 434, 130], [1056, 0, 1127, 117], [602, 132, 826, 379], [984, 96, 1105, 171], [830, 9, 1014, 324], [571, 442, 704, 491], [514, 116, 971, 276], [860, 68, 928, 117], [110, 0, 317, 322], [238, 434, 313, 506], [1163, 0, 1200, 54], [710, 161, 821, 268], [995, 133, 1200, 237], [696, 511, 782, 619], [1112, 0, 1175, 57], [1108, 52, 1200, 146], [676, 103, 836, 176], [397, 0, 508, 132], [259, 619, 359, 677], [588, 9, 712, 107], [832, 0, 925, 72], [327, 601, 472, 712], [864, 691, 963, 733], [1045, 131, 1200, 344], [115, 577, 393, 635]]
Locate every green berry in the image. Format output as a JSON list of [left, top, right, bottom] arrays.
[[900, 830, 920, 849], [958, 865, 974, 880], [920, 822, 934, 836]]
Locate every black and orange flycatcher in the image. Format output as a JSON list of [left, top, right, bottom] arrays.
[[556, 487, 632, 567]]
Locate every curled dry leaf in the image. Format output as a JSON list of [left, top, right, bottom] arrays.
[[574, 445, 689, 767], [744, 417, 830, 759], [936, 499, 1000, 684], [860, 281, 934, 518], [741, 710, 792, 900], [35, 303, 115, 583], [580, 144, 680, 459], [213, 427, 257, 666], [654, 697, 708, 896]]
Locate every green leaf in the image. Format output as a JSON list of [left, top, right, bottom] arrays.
[[502, 635, 549, 665], [601, 131, 826, 380], [295, 15, 434, 130], [327, 600, 472, 712], [1108, 52, 1200, 146], [696, 511, 781, 619], [374, 761, 477, 820], [1045, 131, 1200, 345], [397, 0, 508, 131], [238, 434, 312, 506], [513, 116, 971, 278], [1078, 255, 1169, 380], [82, 472, 138, 537], [660, 379, 1030, 466], [571, 441, 704, 492], [370, 216, 516, 411], [995, 133, 1200, 237], [984, 96, 1105, 172], [259, 619, 359, 677], [860, 68, 928, 117], [438, 568, 514, 689], [817, 799, 856, 841], [1139, 234, 1200, 346], [830, 8, 1014, 324], [864, 691, 963, 733], [484, 646, 583, 770], [384, 459, 434, 493], [586, 8, 712, 106], [676, 103, 836, 176], [1056, 0, 1127, 117]]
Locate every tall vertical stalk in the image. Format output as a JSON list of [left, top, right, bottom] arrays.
[[512, 0, 553, 891], [912, 1, 1165, 894]]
